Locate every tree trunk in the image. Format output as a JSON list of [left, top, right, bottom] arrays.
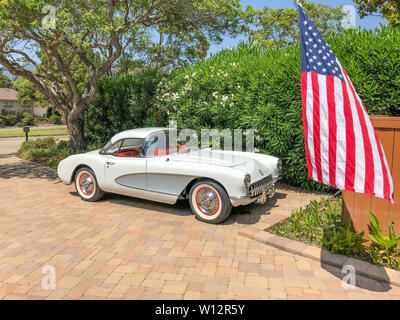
[[66, 114, 86, 153]]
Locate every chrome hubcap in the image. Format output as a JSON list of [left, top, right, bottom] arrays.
[[80, 174, 94, 195], [197, 188, 218, 215]]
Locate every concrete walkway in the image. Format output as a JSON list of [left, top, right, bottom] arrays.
[[0, 136, 68, 155], [0, 156, 399, 299]]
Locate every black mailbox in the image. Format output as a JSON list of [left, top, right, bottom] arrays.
[[23, 126, 30, 141]]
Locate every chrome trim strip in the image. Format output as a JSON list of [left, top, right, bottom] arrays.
[[114, 180, 180, 197]]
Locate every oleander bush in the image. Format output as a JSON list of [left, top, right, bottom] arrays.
[[152, 26, 400, 191], [16, 137, 70, 169], [85, 70, 163, 146]]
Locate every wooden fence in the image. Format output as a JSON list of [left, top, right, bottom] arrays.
[[342, 116, 400, 236]]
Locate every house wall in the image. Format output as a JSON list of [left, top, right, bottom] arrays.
[[0, 101, 29, 114], [33, 107, 47, 116]]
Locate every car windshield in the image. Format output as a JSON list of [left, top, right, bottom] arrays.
[[100, 140, 112, 154], [143, 130, 190, 157]]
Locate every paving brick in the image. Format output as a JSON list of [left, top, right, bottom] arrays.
[[252, 231, 274, 244], [245, 276, 268, 289], [301, 246, 322, 261], [142, 279, 165, 289], [85, 287, 111, 297], [0, 156, 397, 301], [162, 281, 188, 295], [321, 250, 348, 268], [57, 276, 81, 289]]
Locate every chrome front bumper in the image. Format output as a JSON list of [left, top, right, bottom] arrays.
[[230, 179, 278, 207]]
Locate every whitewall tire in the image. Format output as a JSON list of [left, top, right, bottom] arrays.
[[74, 167, 104, 202], [189, 180, 232, 224]]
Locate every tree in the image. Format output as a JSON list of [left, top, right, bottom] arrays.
[[0, 73, 12, 88], [0, 0, 243, 152], [243, 0, 345, 47], [13, 77, 51, 108], [354, 0, 400, 27], [116, 25, 213, 73]]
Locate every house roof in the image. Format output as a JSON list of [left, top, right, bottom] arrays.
[[0, 88, 18, 101]]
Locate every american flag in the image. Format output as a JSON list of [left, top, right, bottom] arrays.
[[298, 4, 395, 203]]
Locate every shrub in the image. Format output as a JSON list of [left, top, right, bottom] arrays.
[[271, 197, 400, 270], [16, 137, 70, 169], [0, 116, 7, 127], [46, 107, 61, 119], [20, 112, 35, 126], [85, 70, 163, 146], [2, 111, 23, 126], [153, 26, 400, 191], [48, 114, 62, 124]]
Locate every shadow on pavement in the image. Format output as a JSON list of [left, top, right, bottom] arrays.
[[0, 159, 59, 181], [69, 191, 193, 217], [320, 250, 391, 292], [69, 189, 289, 225], [223, 191, 287, 226], [0, 153, 14, 159]]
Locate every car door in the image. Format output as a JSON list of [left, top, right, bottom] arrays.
[[102, 138, 147, 195], [144, 131, 194, 197]]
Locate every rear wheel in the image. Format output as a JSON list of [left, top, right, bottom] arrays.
[[74, 167, 104, 202], [189, 180, 232, 224]]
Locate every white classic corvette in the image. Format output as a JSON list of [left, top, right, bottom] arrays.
[[58, 128, 281, 224]]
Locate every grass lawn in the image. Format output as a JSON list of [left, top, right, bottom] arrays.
[[0, 126, 68, 138]]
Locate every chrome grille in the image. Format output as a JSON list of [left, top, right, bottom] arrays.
[[248, 175, 273, 197]]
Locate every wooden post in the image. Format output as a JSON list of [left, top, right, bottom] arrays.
[[342, 116, 400, 237]]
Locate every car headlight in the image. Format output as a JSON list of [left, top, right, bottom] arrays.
[[277, 159, 283, 171], [244, 173, 251, 189]]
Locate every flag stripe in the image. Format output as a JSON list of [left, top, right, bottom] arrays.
[[301, 72, 313, 179], [334, 76, 346, 190], [326, 75, 337, 187], [343, 71, 375, 195], [319, 74, 330, 185], [306, 72, 317, 181], [341, 80, 356, 191], [345, 73, 386, 199], [311, 71, 323, 183]]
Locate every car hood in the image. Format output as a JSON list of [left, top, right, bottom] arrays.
[[169, 149, 270, 182]]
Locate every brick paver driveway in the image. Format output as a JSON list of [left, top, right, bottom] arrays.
[[1, 155, 400, 300]]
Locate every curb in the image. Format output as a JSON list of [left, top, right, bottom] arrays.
[[238, 227, 400, 287]]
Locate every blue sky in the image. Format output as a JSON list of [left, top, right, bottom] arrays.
[[209, 0, 387, 54]]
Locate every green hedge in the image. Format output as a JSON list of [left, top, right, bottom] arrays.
[[151, 26, 400, 191], [85, 70, 163, 147], [16, 137, 70, 170]]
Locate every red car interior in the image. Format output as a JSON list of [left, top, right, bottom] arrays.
[[118, 145, 187, 157], [117, 148, 141, 157]]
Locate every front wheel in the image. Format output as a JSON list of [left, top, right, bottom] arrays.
[[189, 180, 232, 224], [74, 167, 104, 202]]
